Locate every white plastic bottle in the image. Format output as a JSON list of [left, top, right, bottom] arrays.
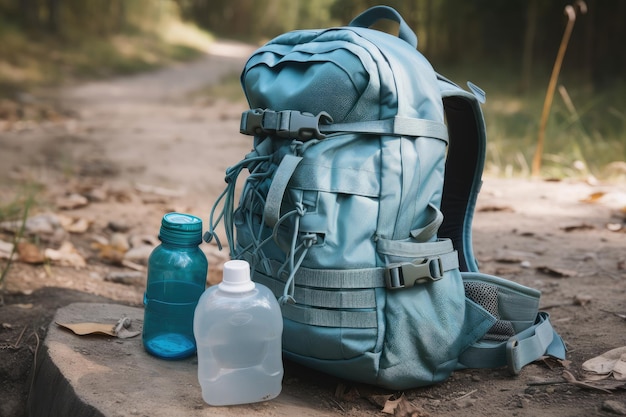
[[193, 260, 283, 406]]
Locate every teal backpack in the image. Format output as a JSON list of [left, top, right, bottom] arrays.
[[207, 6, 566, 390]]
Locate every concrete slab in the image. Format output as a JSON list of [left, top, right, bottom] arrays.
[[28, 303, 334, 417]]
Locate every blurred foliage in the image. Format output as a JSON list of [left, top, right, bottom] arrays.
[[0, 0, 623, 180], [0, 0, 211, 93]]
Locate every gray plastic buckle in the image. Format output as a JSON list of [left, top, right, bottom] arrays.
[[385, 257, 444, 290], [276, 110, 333, 141], [240, 108, 266, 135]]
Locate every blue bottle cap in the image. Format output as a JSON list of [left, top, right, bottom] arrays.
[[159, 212, 203, 245]]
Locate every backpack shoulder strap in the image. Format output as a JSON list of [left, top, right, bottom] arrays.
[[437, 74, 487, 273]]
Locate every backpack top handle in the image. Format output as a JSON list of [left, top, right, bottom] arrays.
[[348, 5, 418, 49]]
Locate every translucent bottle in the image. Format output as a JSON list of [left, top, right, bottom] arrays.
[[194, 260, 283, 406], [143, 212, 208, 360]]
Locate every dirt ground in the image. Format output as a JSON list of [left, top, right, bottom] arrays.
[[1, 40, 625, 417]]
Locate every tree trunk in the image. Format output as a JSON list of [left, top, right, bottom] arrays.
[[519, 0, 538, 94]]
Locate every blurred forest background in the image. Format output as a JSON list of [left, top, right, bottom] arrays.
[[0, 0, 624, 180]]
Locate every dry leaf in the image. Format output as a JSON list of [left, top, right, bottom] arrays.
[[17, 241, 45, 264], [581, 192, 606, 203], [536, 266, 578, 278], [57, 317, 140, 339], [381, 395, 403, 414], [582, 347, 626, 381], [57, 322, 117, 336], [91, 242, 126, 264], [375, 393, 429, 417], [561, 223, 594, 232], [57, 215, 91, 234], [44, 241, 86, 267]]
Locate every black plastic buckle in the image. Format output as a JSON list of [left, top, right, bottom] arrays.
[[240, 109, 333, 141], [240, 108, 266, 135], [385, 257, 444, 290], [276, 110, 332, 141]]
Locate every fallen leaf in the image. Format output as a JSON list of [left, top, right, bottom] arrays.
[[536, 266, 578, 278], [581, 192, 606, 203], [561, 223, 594, 232], [382, 395, 403, 414], [582, 347, 626, 381], [91, 242, 125, 264], [57, 214, 91, 233], [57, 322, 117, 336], [44, 241, 86, 267], [56, 316, 140, 339], [17, 241, 45, 264], [377, 393, 430, 416]]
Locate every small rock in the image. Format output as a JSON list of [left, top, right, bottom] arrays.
[[123, 245, 154, 265], [602, 400, 626, 415], [0, 239, 14, 259], [109, 233, 130, 252], [129, 234, 159, 248], [56, 193, 89, 210], [85, 186, 109, 202], [107, 220, 130, 233], [1, 213, 60, 235]]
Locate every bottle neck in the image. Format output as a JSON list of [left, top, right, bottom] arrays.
[[159, 238, 200, 249]]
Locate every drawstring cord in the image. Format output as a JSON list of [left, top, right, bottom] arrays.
[[276, 201, 316, 305]]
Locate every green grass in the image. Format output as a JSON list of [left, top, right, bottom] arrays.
[[0, 184, 41, 290]]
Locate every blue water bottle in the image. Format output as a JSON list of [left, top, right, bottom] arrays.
[[143, 212, 208, 359]]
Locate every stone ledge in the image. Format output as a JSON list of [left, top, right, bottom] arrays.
[[28, 303, 333, 417]]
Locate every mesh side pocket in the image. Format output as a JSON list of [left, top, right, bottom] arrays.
[[464, 281, 515, 341]]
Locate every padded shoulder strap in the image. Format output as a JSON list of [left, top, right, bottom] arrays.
[[437, 75, 487, 273]]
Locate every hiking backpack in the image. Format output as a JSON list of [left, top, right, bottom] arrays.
[[207, 5, 566, 390]]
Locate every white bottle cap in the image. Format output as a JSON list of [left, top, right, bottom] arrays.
[[218, 260, 255, 293]]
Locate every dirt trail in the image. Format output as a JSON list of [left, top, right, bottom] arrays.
[[1, 40, 626, 417]]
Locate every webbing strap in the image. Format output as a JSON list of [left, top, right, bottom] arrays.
[[457, 312, 566, 373], [320, 117, 449, 143], [282, 302, 378, 328], [264, 154, 302, 228], [242, 252, 385, 289], [254, 273, 377, 309]]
